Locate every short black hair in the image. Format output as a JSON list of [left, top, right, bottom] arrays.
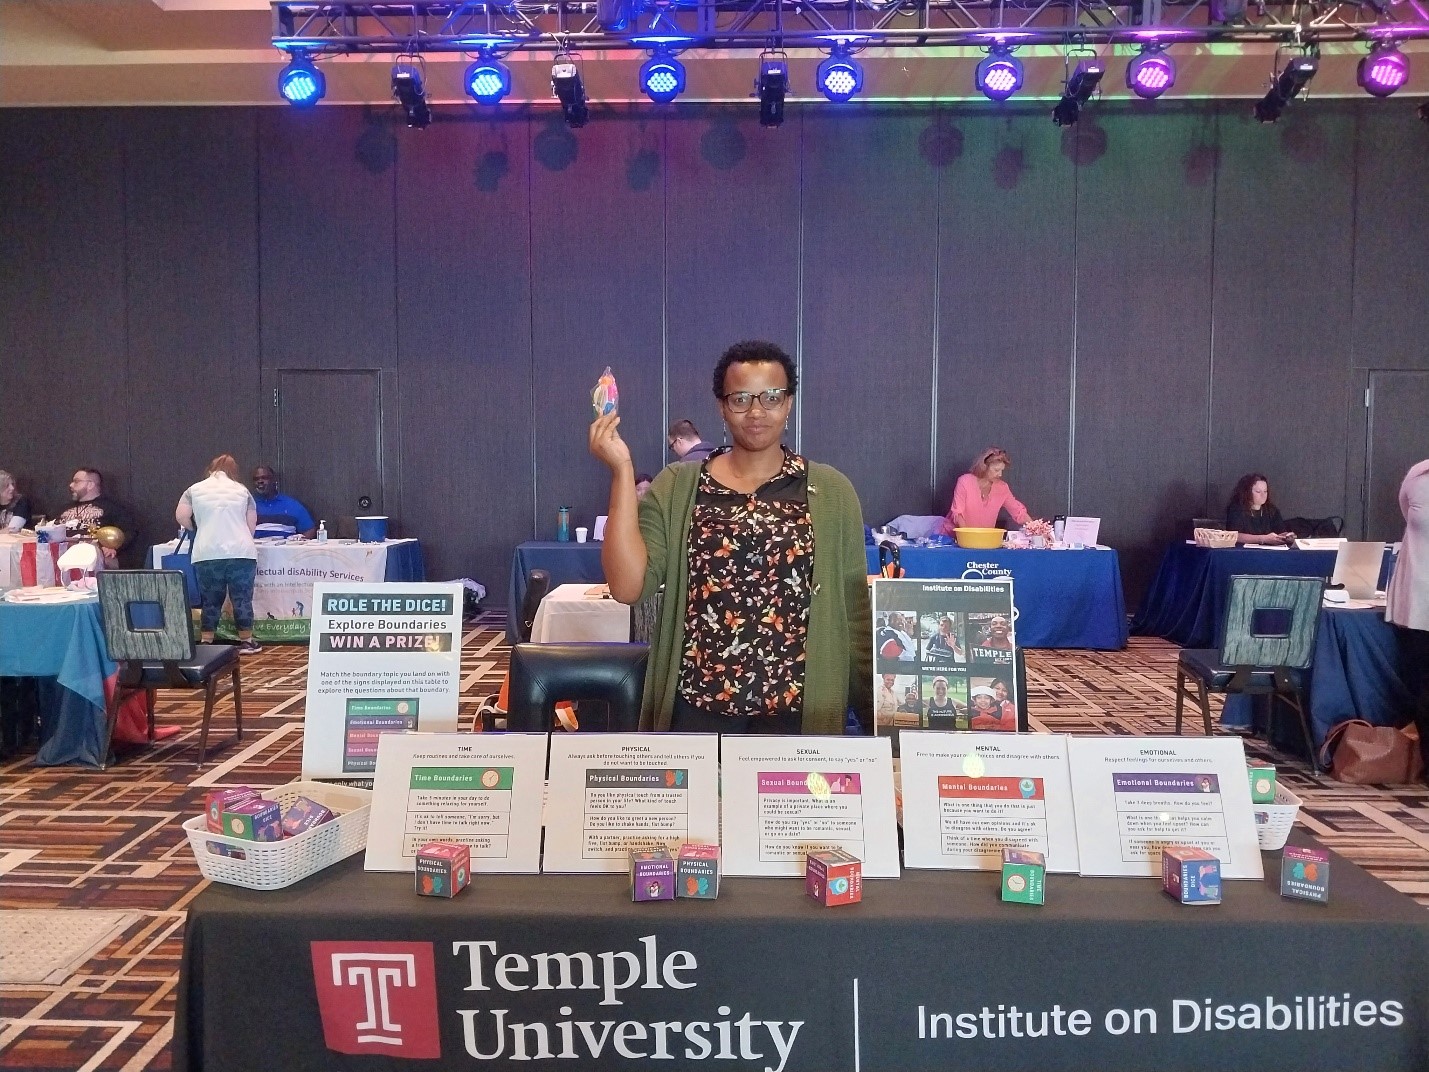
[[712, 340, 797, 398], [79, 467, 104, 492], [667, 419, 700, 440], [634, 472, 654, 484]]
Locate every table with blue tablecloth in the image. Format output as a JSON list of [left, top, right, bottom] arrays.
[[0, 598, 148, 767], [1133, 542, 1396, 650], [865, 545, 1128, 650], [508, 541, 605, 641], [1222, 605, 1414, 755]]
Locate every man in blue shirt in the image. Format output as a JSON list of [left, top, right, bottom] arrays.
[[250, 465, 316, 538]]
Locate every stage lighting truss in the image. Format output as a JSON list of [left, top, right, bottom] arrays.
[[552, 51, 590, 126], [1357, 41, 1409, 97], [975, 46, 1024, 101], [278, 54, 326, 105], [273, 1, 1429, 56], [392, 56, 432, 126], [1254, 46, 1317, 122]]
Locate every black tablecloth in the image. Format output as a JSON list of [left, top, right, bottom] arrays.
[[176, 833, 1429, 1072]]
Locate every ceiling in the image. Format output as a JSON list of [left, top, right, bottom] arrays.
[[0, 0, 1424, 106]]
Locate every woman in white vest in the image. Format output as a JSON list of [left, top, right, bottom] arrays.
[[176, 455, 260, 655]]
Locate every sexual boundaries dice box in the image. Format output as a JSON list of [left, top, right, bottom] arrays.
[[281, 796, 334, 837], [205, 787, 258, 833], [805, 849, 862, 906], [1280, 845, 1330, 903], [630, 848, 676, 901], [1162, 846, 1222, 904], [1001, 848, 1046, 905], [676, 843, 721, 899], [416, 842, 471, 898], [221, 798, 283, 842]]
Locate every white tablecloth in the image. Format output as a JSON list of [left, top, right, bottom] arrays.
[[0, 534, 67, 591], [529, 583, 630, 643]]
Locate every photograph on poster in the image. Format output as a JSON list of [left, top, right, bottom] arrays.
[[919, 612, 967, 664], [921, 674, 968, 730], [875, 673, 922, 732], [875, 611, 918, 661]]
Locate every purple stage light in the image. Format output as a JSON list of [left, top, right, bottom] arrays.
[[1358, 46, 1409, 97], [975, 51, 1024, 101], [1126, 51, 1175, 99]]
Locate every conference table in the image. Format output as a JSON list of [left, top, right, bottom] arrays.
[[1132, 542, 1394, 649], [508, 541, 604, 641], [174, 832, 1429, 1072], [0, 532, 68, 591], [1221, 604, 1414, 755], [530, 582, 629, 643], [0, 596, 149, 766], [866, 545, 1128, 650], [149, 537, 425, 642]]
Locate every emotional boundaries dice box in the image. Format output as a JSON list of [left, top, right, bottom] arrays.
[[416, 842, 471, 898], [1162, 846, 1222, 904], [805, 849, 862, 906], [1001, 848, 1046, 905], [1280, 845, 1330, 903], [676, 844, 720, 899], [630, 848, 676, 902]]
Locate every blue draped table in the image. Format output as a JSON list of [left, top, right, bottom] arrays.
[[508, 542, 605, 642], [1222, 606, 1413, 753], [0, 599, 118, 767], [865, 546, 1128, 650]]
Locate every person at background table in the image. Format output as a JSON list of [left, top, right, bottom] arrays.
[[178, 455, 261, 656], [667, 419, 718, 464], [1224, 473, 1295, 546], [590, 339, 872, 735], [0, 471, 33, 531], [943, 447, 1031, 533], [1386, 459, 1429, 777], [634, 473, 654, 500], [59, 468, 136, 564], [250, 465, 316, 539]]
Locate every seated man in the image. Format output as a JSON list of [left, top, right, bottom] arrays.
[[251, 465, 316, 539], [58, 468, 136, 563], [667, 419, 717, 464]]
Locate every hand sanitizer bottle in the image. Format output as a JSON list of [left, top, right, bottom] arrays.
[[317, 520, 328, 543]]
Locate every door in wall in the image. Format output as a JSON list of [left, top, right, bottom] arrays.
[[1366, 370, 1429, 542], [275, 369, 384, 540]]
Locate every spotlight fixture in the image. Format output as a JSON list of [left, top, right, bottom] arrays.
[[1126, 47, 1175, 99], [640, 52, 686, 104], [975, 48, 1023, 101], [278, 55, 325, 107], [1357, 42, 1409, 97], [755, 52, 789, 127], [816, 45, 864, 103], [1253, 49, 1317, 123], [391, 62, 431, 128], [464, 57, 511, 105], [551, 54, 589, 128], [1052, 58, 1104, 126]]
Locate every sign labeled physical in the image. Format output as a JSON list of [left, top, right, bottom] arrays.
[[301, 581, 463, 780]]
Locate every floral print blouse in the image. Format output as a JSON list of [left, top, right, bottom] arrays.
[[677, 448, 815, 719]]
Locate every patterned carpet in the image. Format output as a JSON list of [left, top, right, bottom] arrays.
[[2, 623, 1427, 1071]]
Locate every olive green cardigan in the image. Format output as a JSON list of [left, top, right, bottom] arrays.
[[633, 459, 873, 736]]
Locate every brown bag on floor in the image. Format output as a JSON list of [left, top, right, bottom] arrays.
[[1319, 720, 1425, 784]]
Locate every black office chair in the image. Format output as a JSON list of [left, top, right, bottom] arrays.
[[518, 568, 551, 643], [95, 570, 243, 768], [506, 643, 648, 733], [1174, 574, 1324, 769]]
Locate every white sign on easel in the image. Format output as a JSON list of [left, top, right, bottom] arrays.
[[300, 581, 463, 780], [364, 732, 547, 873], [721, 735, 900, 878], [1068, 736, 1263, 879], [900, 731, 1080, 873], [542, 733, 720, 873]]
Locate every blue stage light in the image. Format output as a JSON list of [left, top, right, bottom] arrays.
[[278, 56, 325, 107], [640, 54, 686, 104], [465, 59, 512, 104], [817, 47, 863, 102], [975, 49, 1023, 101]]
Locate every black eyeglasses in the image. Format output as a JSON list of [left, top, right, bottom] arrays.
[[720, 388, 790, 413]]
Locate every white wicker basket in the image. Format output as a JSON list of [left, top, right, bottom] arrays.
[[1254, 783, 1302, 851], [1193, 527, 1239, 549], [183, 780, 372, 891]]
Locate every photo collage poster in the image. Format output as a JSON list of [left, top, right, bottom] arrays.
[[871, 578, 1018, 743]]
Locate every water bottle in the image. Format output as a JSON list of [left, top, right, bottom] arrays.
[[317, 520, 328, 543], [1053, 516, 1066, 545], [557, 507, 571, 542]]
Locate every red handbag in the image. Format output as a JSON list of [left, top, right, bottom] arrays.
[[1319, 720, 1425, 785]]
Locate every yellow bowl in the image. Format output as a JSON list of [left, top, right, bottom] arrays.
[[953, 527, 1005, 549]]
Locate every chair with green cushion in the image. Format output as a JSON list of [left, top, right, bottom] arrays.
[[1174, 574, 1325, 769], [96, 570, 243, 768]]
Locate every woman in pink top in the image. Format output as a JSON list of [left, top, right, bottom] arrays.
[[943, 447, 1031, 533]]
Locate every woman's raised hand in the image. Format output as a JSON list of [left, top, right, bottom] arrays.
[[589, 413, 633, 472]]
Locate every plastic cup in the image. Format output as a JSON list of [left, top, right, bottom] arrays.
[[575, 527, 589, 543]]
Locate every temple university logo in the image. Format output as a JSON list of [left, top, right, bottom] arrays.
[[311, 942, 441, 1058]]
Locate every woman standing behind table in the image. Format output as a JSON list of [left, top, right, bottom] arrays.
[[590, 340, 872, 735], [176, 455, 261, 655], [1386, 459, 1429, 777], [943, 448, 1031, 534], [1224, 473, 1295, 546]]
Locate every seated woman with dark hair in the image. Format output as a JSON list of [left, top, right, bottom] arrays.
[[1225, 473, 1295, 546]]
